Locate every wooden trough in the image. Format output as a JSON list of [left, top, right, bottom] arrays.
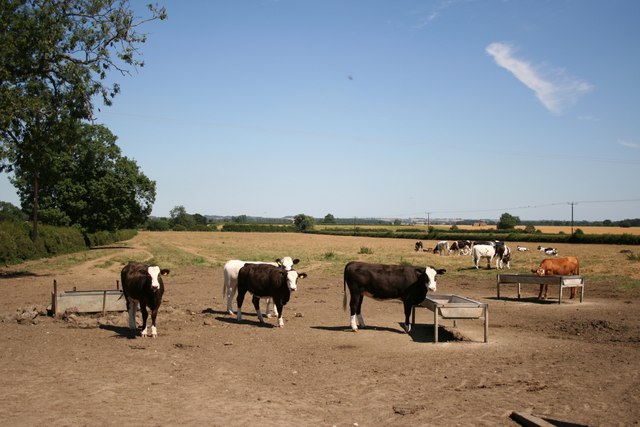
[[51, 280, 126, 317], [496, 274, 585, 304], [412, 294, 488, 343]]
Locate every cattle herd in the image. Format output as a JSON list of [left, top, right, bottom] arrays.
[[120, 240, 576, 338]]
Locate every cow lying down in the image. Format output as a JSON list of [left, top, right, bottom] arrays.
[[343, 261, 445, 333], [121, 262, 170, 338]]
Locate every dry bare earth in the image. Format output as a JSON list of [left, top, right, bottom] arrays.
[[1, 232, 639, 426]]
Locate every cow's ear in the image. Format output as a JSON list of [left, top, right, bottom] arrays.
[[160, 269, 170, 276], [275, 258, 283, 265], [437, 269, 446, 275], [298, 272, 307, 279], [293, 258, 300, 265]]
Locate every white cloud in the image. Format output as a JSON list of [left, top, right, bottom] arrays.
[[619, 139, 640, 149], [486, 42, 593, 115]]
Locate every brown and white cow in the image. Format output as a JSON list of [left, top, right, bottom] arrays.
[[343, 261, 445, 333], [236, 263, 306, 327], [121, 262, 170, 338], [532, 256, 580, 299]]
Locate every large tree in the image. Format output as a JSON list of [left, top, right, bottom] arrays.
[[0, 0, 166, 238], [11, 123, 156, 232]]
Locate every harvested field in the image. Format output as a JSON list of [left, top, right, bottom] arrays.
[[1, 232, 639, 426]]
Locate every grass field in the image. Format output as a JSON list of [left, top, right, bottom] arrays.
[[316, 224, 640, 235]]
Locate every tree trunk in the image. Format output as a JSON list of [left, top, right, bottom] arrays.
[[32, 176, 38, 242]]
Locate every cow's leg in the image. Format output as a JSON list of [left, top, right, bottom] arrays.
[[236, 289, 247, 322], [570, 287, 576, 299], [140, 304, 149, 337], [402, 301, 413, 333], [265, 297, 279, 318], [276, 301, 285, 327], [126, 298, 138, 331], [348, 292, 361, 331], [226, 279, 237, 315], [356, 294, 365, 328], [150, 306, 159, 338], [538, 284, 548, 299], [252, 295, 264, 323]]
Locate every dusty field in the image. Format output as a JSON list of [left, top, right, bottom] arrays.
[[0, 232, 639, 426]]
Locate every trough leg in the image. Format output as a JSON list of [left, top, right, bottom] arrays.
[[484, 305, 489, 343], [434, 308, 439, 343]]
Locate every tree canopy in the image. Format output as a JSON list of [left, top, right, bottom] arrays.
[[0, 0, 165, 237], [11, 123, 156, 232], [497, 212, 520, 230]]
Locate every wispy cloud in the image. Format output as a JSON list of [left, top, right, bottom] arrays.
[[619, 139, 640, 149], [414, 0, 466, 29], [486, 42, 593, 115]]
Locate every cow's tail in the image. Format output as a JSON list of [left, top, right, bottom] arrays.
[[343, 277, 347, 311]]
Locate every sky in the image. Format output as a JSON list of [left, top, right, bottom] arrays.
[[2, 0, 640, 222]]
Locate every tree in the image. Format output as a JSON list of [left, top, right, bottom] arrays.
[[0, 0, 166, 239], [293, 214, 315, 232], [11, 123, 156, 232], [323, 213, 336, 224], [497, 212, 520, 230], [170, 205, 196, 230], [0, 201, 26, 222]]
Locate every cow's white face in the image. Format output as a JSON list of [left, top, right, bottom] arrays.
[[285, 270, 307, 291], [277, 257, 300, 271], [148, 266, 162, 290], [424, 266, 444, 292]]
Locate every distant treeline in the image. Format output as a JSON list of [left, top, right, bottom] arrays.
[[310, 226, 640, 245]]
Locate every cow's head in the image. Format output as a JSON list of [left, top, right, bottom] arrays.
[[423, 266, 446, 292], [532, 267, 546, 276], [284, 269, 307, 291], [276, 257, 300, 271], [147, 266, 170, 291]]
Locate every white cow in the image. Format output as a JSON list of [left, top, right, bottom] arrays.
[[472, 244, 496, 269], [434, 241, 450, 255], [517, 246, 528, 252], [223, 257, 299, 315]]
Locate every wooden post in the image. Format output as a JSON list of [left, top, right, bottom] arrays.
[[102, 290, 107, 316], [53, 279, 58, 317]]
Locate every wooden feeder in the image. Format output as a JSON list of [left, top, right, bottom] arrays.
[[51, 280, 126, 317]]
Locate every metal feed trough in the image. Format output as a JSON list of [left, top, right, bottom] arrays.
[[496, 274, 585, 304], [411, 294, 488, 343], [51, 280, 126, 317]]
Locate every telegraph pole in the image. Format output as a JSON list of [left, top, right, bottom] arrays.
[[569, 202, 576, 234]]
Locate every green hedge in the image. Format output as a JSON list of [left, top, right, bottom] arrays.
[[221, 223, 296, 232], [0, 221, 137, 265]]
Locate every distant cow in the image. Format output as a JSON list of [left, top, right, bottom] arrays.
[[343, 261, 445, 333], [236, 263, 306, 327], [414, 241, 423, 252], [532, 256, 580, 299], [433, 241, 450, 255], [121, 262, 170, 338], [517, 246, 528, 252], [545, 248, 558, 256], [472, 244, 496, 269], [450, 240, 471, 255], [495, 242, 511, 269], [223, 257, 299, 315]]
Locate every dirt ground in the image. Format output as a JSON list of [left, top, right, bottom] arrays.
[[0, 232, 639, 426]]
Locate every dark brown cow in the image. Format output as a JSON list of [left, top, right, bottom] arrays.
[[236, 263, 307, 327], [343, 261, 445, 333], [121, 262, 170, 338], [532, 256, 579, 299]]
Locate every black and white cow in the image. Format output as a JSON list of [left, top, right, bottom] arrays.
[[517, 246, 528, 252], [414, 241, 423, 252], [236, 263, 307, 327], [343, 261, 445, 333], [495, 242, 511, 269], [223, 257, 299, 315], [472, 244, 496, 269], [433, 240, 450, 255], [120, 262, 170, 338], [450, 240, 471, 255]]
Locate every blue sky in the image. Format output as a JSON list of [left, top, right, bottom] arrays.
[[2, 0, 639, 221]]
